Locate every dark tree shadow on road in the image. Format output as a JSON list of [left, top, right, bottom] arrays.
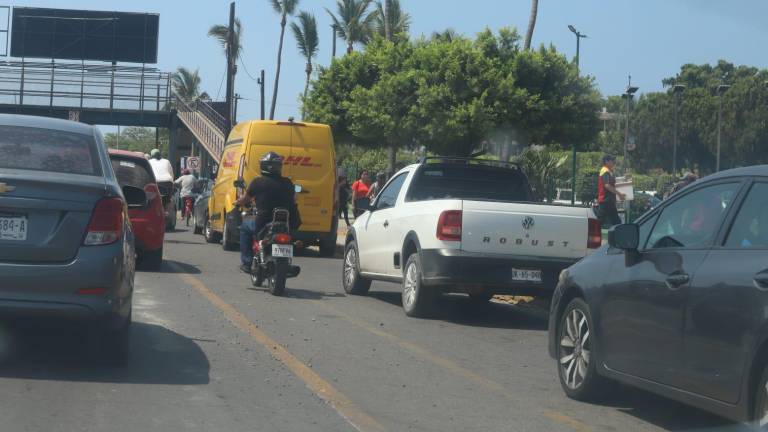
[[367, 290, 548, 331], [0, 322, 210, 385], [246, 286, 346, 300], [150, 260, 201, 275], [593, 384, 747, 431]]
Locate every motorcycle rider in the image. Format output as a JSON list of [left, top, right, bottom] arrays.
[[175, 169, 197, 219], [149, 148, 175, 197], [234, 152, 299, 274]]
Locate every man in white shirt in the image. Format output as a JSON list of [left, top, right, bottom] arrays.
[[148, 149, 175, 183]]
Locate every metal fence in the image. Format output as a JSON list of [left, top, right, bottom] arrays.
[[0, 60, 171, 111]]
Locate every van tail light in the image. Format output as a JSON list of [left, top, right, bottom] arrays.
[[588, 218, 602, 249], [437, 210, 462, 241], [83, 198, 124, 246], [274, 233, 292, 245]]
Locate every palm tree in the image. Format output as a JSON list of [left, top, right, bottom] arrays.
[[208, 19, 243, 61], [431, 28, 459, 43], [269, 0, 300, 121], [374, 0, 410, 40], [523, 0, 539, 50], [325, 0, 376, 54], [291, 11, 319, 119], [172, 67, 209, 102]]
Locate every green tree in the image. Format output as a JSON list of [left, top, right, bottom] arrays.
[[373, 0, 411, 41], [269, 0, 300, 120], [171, 67, 210, 102], [291, 11, 319, 119], [325, 0, 376, 54], [105, 127, 169, 155]]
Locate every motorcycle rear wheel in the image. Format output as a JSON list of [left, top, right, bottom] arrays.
[[267, 260, 288, 296]]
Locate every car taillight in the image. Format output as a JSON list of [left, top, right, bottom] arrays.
[[274, 233, 292, 245], [588, 218, 602, 249], [437, 210, 462, 241], [83, 198, 124, 246]]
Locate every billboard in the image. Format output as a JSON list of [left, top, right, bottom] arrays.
[[10, 7, 159, 63]]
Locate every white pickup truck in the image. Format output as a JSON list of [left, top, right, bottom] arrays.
[[342, 157, 602, 317]]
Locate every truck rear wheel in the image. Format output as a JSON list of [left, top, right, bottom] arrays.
[[402, 254, 437, 318]]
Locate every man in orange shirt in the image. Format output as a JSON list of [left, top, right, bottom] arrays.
[[597, 155, 626, 228]]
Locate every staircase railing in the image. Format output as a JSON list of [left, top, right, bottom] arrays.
[[174, 94, 228, 163]]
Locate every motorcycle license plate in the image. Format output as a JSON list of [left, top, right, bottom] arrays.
[[272, 244, 293, 258]]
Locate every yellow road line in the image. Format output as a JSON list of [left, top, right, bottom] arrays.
[[173, 268, 386, 432], [315, 300, 593, 432]]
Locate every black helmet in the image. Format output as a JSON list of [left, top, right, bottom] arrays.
[[260, 151, 284, 176]]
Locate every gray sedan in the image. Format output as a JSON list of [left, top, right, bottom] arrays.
[[0, 114, 142, 365]]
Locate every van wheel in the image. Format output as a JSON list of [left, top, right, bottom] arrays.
[[319, 233, 337, 257], [342, 241, 371, 295], [402, 254, 437, 318], [205, 219, 221, 244], [222, 215, 238, 251]]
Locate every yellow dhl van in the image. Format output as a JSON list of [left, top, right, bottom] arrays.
[[207, 120, 338, 256]]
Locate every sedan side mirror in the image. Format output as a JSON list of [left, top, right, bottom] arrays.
[[608, 224, 640, 250], [123, 185, 147, 209]]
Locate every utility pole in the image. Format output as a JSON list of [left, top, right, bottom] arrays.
[[258, 70, 266, 120], [224, 2, 236, 135], [716, 84, 730, 172], [567, 25, 587, 206], [672, 83, 686, 174]]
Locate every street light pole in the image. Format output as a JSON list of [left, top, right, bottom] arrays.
[[671, 84, 686, 174], [622, 80, 639, 162], [568, 25, 587, 205], [716, 84, 731, 172]]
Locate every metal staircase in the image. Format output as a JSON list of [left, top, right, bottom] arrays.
[[174, 94, 228, 163]]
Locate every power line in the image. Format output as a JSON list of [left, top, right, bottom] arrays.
[[238, 53, 259, 82], [215, 69, 226, 100]]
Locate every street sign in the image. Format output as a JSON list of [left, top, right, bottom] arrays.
[[187, 157, 200, 170]]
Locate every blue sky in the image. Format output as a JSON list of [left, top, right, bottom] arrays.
[[3, 0, 768, 123]]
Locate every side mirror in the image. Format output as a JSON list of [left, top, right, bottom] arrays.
[[122, 185, 147, 209], [295, 185, 303, 194], [608, 224, 640, 250], [233, 179, 246, 189]]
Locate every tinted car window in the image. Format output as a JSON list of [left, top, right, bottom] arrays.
[[0, 126, 100, 176], [406, 164, 532, 202], [647, 183, 739, 249], [376, 173, 408, 210], [638, 213, 659, 250], [725, 183, 768, 249], [111, 157, 154, 189]]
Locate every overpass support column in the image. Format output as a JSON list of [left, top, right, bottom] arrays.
[[169, 114, 179, 176]]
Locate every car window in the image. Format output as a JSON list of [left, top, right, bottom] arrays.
[[0, 125, 101, 176], [375, 173, 408, 210], [725, 183, 768, 249], [638, 213, 659, 250], [646, 183, 739, 249], [111, 157, 154, 189], [406, 164, 532, 202]]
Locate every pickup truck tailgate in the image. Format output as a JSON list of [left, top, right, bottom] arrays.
[[461, 201, 590, 260]]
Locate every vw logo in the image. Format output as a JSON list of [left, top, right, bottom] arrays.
[[522, 216, 535, 230]]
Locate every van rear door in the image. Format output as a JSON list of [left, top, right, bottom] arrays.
[[286, 125, 335, 233]]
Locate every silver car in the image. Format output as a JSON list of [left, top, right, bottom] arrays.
[[0, 114, 141, 365]]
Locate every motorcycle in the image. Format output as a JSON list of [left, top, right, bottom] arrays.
[[248, 207, 301, 296]]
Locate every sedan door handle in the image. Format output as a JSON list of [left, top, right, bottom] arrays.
[[383, 220, 389, 228], [665, 273, 690, 290], [754, 273, 768, 291]]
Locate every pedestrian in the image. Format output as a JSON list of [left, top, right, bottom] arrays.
[[367, 172, 387, 199], [668, 171, 698, 197], [338, 174, 352, 227], [351, 170, 372, 218], [596, 155, 626, 228]]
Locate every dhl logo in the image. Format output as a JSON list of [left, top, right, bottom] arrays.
[[285, 156, 321, 167], [222, 151, 237, 168]]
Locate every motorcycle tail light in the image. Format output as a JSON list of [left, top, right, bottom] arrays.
[[274, 233, 292, 245], [252, 240, 261, 254]]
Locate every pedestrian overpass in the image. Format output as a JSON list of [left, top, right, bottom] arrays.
[[0, 60, 228, 175]]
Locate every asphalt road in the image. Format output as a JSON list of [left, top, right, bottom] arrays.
[[0, 226, 752, 431]]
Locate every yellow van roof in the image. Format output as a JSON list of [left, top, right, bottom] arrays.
[[238, 119, 330, 129]]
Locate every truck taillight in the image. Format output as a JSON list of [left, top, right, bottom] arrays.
[[588, 218, 602, 249], [83, 198, 124, 246], [437, 210, 462, 241]]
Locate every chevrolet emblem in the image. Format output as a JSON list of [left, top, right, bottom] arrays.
[[0, 183, 16, 194]]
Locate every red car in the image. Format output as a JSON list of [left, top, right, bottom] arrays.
[[109, 149, 165, 270]]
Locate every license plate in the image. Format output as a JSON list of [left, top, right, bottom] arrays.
[[272, 244, 293, 258], [0, 215, 27, 241], [511, 268, 542, 283]]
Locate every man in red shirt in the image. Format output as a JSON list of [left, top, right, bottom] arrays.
[[597, 155, 626, 228], [351, 170, 372, 217]]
